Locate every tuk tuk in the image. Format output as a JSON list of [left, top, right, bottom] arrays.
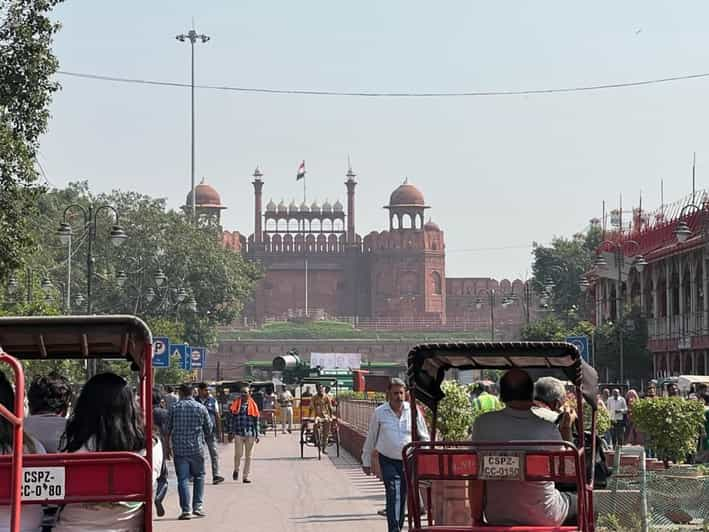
[[0, 315, 155, 532], [403, 341, 598, 531], [677, 375, 709, 397]]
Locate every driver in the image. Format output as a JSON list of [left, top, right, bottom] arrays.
[[471, 368, 576, 527]]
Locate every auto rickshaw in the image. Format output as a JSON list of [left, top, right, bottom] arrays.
[[403, 341, 599, 532], [0, 315, 156, 532]]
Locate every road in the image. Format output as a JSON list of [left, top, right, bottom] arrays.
[[154, 428, 388, 531]]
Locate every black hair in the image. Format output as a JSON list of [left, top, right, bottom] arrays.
[[499, 369, 534, 403], [28, 373, 73, 415], [62, 372, 145, 453], [197, 382, 208, 390], [165, 385, 173, 393], [178, 383, 193, 397], [152, 387, 163, 407]]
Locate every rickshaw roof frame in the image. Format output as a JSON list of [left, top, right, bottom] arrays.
[[407, 341, 598, 411], [0, 315, 152, 371]]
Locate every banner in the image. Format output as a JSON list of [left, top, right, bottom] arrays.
[[310, 352, 361, 370]]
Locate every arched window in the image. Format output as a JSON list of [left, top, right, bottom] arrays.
[[402, 213, 412, 229], [431, 272, 442, 295], [266, 219, 277, 232], [391, 215, 399, 230]]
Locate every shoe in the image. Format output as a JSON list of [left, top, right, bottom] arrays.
[[213, 476, 224, 485], [178, 512, 192, 520], [155, 499, 165, 517], [377, 509, 386, 517], [193, 508, 207, 518], [243, 479, 252, 484], [287, 429, 292, 434], [232, 470, 239, 481]]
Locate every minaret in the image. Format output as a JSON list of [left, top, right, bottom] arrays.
[[345, 162, 357, 243], [252, 166, 264, 245]]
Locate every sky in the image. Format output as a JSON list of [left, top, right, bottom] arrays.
[[38, 1, 709, 280]]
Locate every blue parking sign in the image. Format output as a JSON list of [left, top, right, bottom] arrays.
[[152, 337, 170, 368], [566, 335, 589, 362], [172, 343, 192, 370], [191, 347, 206, 369]]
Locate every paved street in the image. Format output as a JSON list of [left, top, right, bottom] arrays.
[[154, 429, 388, 531]]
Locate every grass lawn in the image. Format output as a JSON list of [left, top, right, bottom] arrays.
[[219, 320, 487, 341]]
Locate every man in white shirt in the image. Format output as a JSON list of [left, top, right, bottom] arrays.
[[606, 388, 628, 448], [361, 378, 429, 532]]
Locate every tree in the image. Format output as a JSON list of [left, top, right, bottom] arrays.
[[532, 225, 602, 324], [0, 0, 62, 280]]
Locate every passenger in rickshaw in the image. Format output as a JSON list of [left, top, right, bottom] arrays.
[[54, 373, 163, 532], [24, 373, 73, 454], [532, 376, 575, 441], [471, 368, 577, 527], [0, 372, 45, 532], [310, 385, 333, 454]]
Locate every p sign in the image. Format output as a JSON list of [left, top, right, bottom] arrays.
[[566, 335, 589, 363], [152, 337, 170, 368]]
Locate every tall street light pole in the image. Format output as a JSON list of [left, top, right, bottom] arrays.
[[176, 27, 210, 222], [594, 240, 646, 384]]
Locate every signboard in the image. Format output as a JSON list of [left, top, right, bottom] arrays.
[[152, 337, 170, 368], [190, 347, 206, 369], [566, 335, 589, 363], [172, 343, 191, 370], [310, 352, 361, 370]]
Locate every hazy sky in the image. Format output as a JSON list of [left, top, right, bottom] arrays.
[[39, 1, 708, 280]]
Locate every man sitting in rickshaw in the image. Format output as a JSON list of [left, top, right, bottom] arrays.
[[471, 368, 577, 527]]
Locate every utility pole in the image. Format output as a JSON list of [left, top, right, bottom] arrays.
[[176, 25, 210, 222]]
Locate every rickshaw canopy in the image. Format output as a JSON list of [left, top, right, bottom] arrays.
[[407, 341, 598, 411], [677, 374, 709, 394], [0, 315, 152, 370]]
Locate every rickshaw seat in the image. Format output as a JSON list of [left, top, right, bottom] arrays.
[[404, 442, 584, 531], [0, 452, 153, 505]]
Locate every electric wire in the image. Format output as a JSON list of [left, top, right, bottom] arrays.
[[56, 69, 709, 98]]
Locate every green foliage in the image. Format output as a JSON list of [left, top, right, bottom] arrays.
[[0, 0, 62, 279], [631, 397, 705, 463], [434, 380, 475, 441], [228, 320, 485, 340], [336, 391, 386, 402], [565, 396, 612, 435]]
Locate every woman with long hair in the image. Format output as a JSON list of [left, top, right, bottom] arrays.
[[54, 373, 162, 532], [0, 372, 45, 532]]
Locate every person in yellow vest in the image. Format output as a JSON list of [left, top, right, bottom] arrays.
[[310, 384, 333, 453], [229, 386, 260, 483]]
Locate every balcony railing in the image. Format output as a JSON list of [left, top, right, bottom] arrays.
[[648, 313, 708, 339]]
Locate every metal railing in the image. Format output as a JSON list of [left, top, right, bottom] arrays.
[[337, 399, 380, 434]]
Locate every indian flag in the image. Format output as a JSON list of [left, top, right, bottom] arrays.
[[296, 160, 306, 181]]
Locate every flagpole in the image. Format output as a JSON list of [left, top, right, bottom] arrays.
[[692, 152, 696, 204], [305, 258, 309, 318]]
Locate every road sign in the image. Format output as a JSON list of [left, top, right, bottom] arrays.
[[172, 343, 192, 370], [566, 335, 589, 362], [152, 337, 170, 368], [190, 347, 206, 369]]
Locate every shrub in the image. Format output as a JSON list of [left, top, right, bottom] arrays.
[[564, 396, 612, 435], [434, 380, 475, 441], [630, 397, 705, 464]]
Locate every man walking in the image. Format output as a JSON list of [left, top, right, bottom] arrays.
[[607, 388, 628, 448], [279, 387, 294, 434], [196, 383, 224, 485], [362, 378, 430, 532], [166, 383, 213, 520], [229, 385, 260, 483]]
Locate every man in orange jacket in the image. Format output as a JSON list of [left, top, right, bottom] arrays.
[[229, 385, 260, 483]]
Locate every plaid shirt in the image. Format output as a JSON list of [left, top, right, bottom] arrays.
[[230, 401, 259, 438], [196, 395, 219, 434], [167, 397, 213, 457]]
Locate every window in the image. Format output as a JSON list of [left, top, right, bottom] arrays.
[[431, 272, 442, 295]]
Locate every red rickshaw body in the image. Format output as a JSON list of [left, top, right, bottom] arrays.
[[0, 315, 154, 532], [404, 342, 599, 532]]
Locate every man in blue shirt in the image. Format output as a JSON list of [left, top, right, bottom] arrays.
[[196, 382, 224, 485], [167, 383, 213, 520]]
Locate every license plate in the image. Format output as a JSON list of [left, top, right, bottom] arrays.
[[22, 467, 65, 501], [479, 454, 522, 480]]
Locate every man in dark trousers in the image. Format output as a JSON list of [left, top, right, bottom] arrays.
[[196, 383, 224, 485]]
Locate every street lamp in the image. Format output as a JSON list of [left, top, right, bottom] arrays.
[[475, 288, 497, 341], [673, 203, 708, 244], [57, 203, 127, 316], [595, 239, 647, 383], [176, 26, 210, 222]]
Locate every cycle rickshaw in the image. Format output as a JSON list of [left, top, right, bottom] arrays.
[[299, 377, 340, 460], [0, 315, 156, 532], [404, 341, 599, 532]]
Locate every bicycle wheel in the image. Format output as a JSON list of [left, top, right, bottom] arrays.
[[300, 426, 305, 459]]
